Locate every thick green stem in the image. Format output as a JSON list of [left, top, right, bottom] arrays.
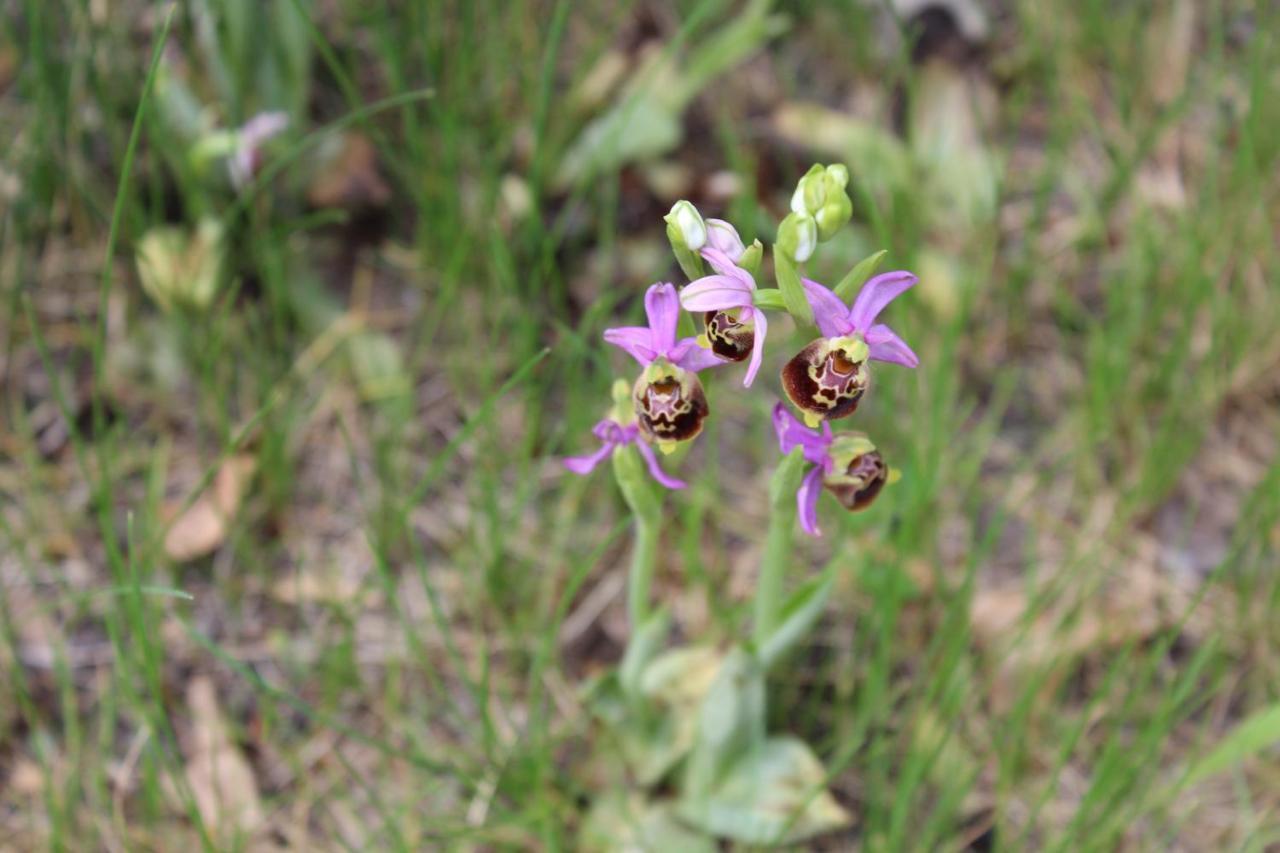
[[754, 449, 807, 645], [612, 446, 662, 632], [627, 514, 659, 631]]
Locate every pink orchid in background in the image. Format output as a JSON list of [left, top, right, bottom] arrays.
[[605, 283, 726, 445], [773, 403, 890, 536], [781, 271, 919, 426], [563, 419, 686, 489], [680, 243, 769, 387], [228, 111, 289, 190]]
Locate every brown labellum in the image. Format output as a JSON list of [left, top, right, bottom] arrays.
[[825, 450, 888, 511], [780, 339, 869, 422], [633, 364, 709, 443], [703, 310, 753, 362]]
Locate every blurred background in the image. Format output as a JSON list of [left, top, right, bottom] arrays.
[[2, 0, 1279, 848]]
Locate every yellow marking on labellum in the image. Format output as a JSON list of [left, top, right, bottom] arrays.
[[657, 442, 677, 455], [697, 333, 711, 349], [803, 411, 824, 429]]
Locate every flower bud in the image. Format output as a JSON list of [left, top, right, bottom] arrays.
[[609, 378, 634, 424], [777, 212, 817, 263], [791, 164, 852, 242], [738, 239, 764, 278], [665, 200, 707, 252], [791, 164, 827, 216], [704, 218, 745, 261], [135, 218, 225, 313], [632, 358, 709, 446], [665, 200, 707, 280]]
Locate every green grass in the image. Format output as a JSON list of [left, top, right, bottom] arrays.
[[2, 0, 1280, 849]]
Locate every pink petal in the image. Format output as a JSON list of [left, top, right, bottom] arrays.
[[603, 326, 656, 365], [680, 275, 753, 312], [772, 403, 812, 454], [802, 278, 853, 338], [866, 323, 919, 368], [563, 443, 613, 475], [699, 247, 754, 288], [849, 271, 917, 331], [635, 441, 687, 490], [742, 307, 767, 388], [673, 341, 728, 373], [645, 283, 680, 355], [797, 466, 825, 536], [704, 219, 746, 261]]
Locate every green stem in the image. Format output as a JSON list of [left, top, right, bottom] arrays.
[[754, 449, 807, 645], [612, 446, 663, 632], [627, 513, 659, 631]]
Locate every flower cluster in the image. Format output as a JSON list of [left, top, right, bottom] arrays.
[[565, 165, 918, 535]]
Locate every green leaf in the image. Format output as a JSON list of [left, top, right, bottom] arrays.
[[773, 248, 814, 328], [557, 93, 682, 188], [1184, 703, 1280, 787], [581, 791, 716, 853], [619, 608, 671, 701], [678, 737, 852, 845], [684, 648, 766, 800], [625, 645, 724, 785], [833, 249, 888, 302], [758, 573, 833, 672], [348, 331, 411, 402]]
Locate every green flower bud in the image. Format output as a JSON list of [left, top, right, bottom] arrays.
[[777, 212, 817, 263], [665, 200, 706, 250], [664, 200, 707, 280], [791, 164, 852, 242], [609, 378, 634, 424], [738, 239, 764, 279], [791, 164, 827, 217]]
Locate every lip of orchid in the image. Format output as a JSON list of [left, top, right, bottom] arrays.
[[562, 418, 686, 489], [603, 283, 727, 373], [678, 247, 769, 387], [799, 272, 920, 369]]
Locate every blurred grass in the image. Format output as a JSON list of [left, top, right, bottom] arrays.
[[2, 0, 1280, 849]]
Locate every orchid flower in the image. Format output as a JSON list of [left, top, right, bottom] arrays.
[[680, 230, 770, 387], [605, 283, 726, 446], [228, 111, 289, 189], [773, 404, 891, 536], [780, 271, 919, 426], [563, 419, 686, 489]]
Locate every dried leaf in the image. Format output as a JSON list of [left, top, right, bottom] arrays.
[[184, 677, 263, 837], [164, 454, 255, 562], [9, 759, 44, 795], [308, 132, 391, 209]]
